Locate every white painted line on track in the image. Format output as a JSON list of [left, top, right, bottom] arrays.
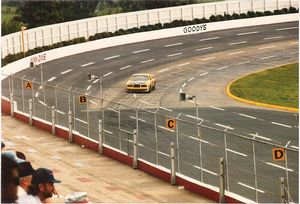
[[56, 109, 65, 115], [164, 42, 183, 47], [265, 162, 293, 172], [120, 65, 132, 70], [227, 148, 247, 157], [249, 133, 272, 141], [264, 36, 284, 40], [141, 59, 155, 64], [158, 151, 170, 157], [35, 92, 39, 97], [194, 166, 218, 176], [75, 118, 87, 124], [47, 77, 56, 82], [217, 66, 229, 70], [238, 182, 265, 193], [93, 79, 99, 84], [60, 69, 72, 74], [238, 113, 257, 119], [178, 62, 191, 67], [182, 83, 186, 88], [209, 106, 225, 111], [89, 100, 97, 105], [290, 51, 299, 54], [39, 86, 43, 90], [229, 41, 247, 46], [132, 49, 150, 54], [237, 31, 258, 36], [140, 100, 154, 106], [260, 55, 276, 60], [185, 135, 217, 146], [159, 106, 173, 112], [133, 94, 136, 97], [81, 62, 95, 67], [158, 125, 175, 132], [107, 107, 119, 113], [215, 123, 234, 130], [103, 72, 113, 77], [237, 61, 250, 65], [195, 47, 213, 52], [258, 45, 276, 50], [291, 145, 299, 149], [199, 72, 208, 76], [228, 51, 245, 56], [86, 85, 92, 91], [159, 68, 169, 73], [104, 129, 113, 135], [38, 100, 47, 106], [201, 56, 216, 61], [188, 77, 194, 82], [276, 27, 298, 31], [199, 37, 220, 41], [185, 114, 203, 121], [104, 55, 120, 60], [167, 53, 183, 57], [130, 116, 146, 123], [271, 122, 292, 128]]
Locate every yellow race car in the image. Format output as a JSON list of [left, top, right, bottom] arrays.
[[126, 73, 156, 93]]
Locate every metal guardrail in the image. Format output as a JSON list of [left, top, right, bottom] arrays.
[[2, 74, 298, 203]]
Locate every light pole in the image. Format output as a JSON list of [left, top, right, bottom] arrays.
[[21, 26, 27, 57], [179, 92, 199, 120]]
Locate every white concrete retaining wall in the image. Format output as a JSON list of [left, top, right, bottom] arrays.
[[2, 13, 298, 80], [1, 0, 298, 58]]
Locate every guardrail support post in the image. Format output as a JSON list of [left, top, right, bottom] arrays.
[[29, 99, 33, 125], [98, 119, 103, 155], [51, 106, 55, 135], [170, 142, 176, 185], [133, 129, 137, 169], [68, 111, 73, 143], [10, 93, 14, 117], [219, 157, 225, 203]]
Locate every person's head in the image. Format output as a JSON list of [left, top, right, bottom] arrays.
[[28, 168, 61, 201], [18, 161, 35, 192], [1, 154, 19, 203]]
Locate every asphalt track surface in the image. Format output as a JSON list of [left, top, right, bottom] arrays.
[[2, 21, 299, 203]]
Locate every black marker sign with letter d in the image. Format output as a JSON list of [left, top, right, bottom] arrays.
[[272, 148, 285, 161], [166, 119, 176, 130]]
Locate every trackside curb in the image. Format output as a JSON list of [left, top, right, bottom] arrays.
[[226, 63, 299, 113]]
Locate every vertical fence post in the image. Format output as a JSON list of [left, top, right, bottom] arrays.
[[219, 158, 225, 203], [175, 114, 181, 174], [68, 111, 73, 143], [87, 95, 90, 138], [21, 77, 25, 112], [29, 99, 33, 126], [55, 84, 59, 125], [252, 135, 259, 202], [51, 106, 55, 135], [10, 93, 14, 117], [32, 81, 35, 116], [224, 127, 230, 192], [280, 177, 286, 203], [197, 121, 204, 182], [98, 119, 103, 155], [170, 142, 176, 185], [264, 0, 266, 11], [277, 0, 280, 10], [284, 141, 291, 203], [133, 129, 138, 169], [154, 110, 158, 165]]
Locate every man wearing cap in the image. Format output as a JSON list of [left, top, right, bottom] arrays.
[[17, 161, 35, 202], [19, 168, 61, 204]]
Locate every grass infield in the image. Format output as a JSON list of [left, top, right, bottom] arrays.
[[230, 63, 299, 108]]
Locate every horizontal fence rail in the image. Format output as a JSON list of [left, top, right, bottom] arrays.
[[1, 0, 299, 58], [2, 74, 298, 203]]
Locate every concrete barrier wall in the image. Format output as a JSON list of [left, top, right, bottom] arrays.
[[1, 0, 298, 58], [2, 13, 298, 80]]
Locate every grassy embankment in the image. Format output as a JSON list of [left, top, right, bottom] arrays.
[[230, 63, 299, 108]]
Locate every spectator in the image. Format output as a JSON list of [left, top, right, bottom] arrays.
[[17, 161, 35, 202], [1, 154, 20, 203], [20, 168, 61, 203]]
